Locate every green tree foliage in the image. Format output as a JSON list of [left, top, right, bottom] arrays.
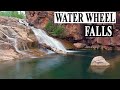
[[45, 21, 65, 38], [0, 11, 25, 19]]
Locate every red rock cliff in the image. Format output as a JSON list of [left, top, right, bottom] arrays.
[[25, 11, 83, 41], [25, 11, 120, 50]]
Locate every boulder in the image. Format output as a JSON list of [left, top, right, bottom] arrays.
[[91, 56, 110, 66], [89, 66, 109, 75], [73, 43, 86, 49]]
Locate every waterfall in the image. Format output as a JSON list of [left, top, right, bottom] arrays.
[[19, 19, 67, 54], [31, 27, 67, 54], [0, 30, 36, 58], [0, 31, 22, 53]]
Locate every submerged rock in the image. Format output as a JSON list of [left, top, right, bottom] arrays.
[[89, 66, 110, 75], [91, 56, 110, 66]]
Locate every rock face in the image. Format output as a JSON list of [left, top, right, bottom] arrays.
[[0, 49, 19, 61], [91, 56, 110, 66], [0, 16, 44, 61], [25, 11, 53, 29], [25, 11, 83, 42], [25, 11, 120, 50], [63, 24, 83, 41]]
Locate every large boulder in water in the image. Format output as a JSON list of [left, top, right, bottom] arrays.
[[89, 66, 109, 75], [91, 56, 110, 66]]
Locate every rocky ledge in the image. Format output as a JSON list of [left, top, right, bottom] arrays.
[[0, 16, 45, 61]]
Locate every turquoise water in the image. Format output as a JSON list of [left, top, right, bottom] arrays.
[[0, 50, 120, 79]]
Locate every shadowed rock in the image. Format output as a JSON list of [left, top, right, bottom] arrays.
[[89, 66, 110, 75]]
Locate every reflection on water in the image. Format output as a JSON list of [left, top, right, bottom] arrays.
[[0, 50, 120, 79], [89, 66, 110, 75]]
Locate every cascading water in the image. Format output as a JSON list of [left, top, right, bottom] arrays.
[[31, 27, 67, 54], [19, 19, 67, 54], [0, 30, 27, 55]]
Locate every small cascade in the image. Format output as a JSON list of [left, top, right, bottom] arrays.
[[19, 19, 67, 54], [0, 31, 36, 58], [0, 30, 25, 54], [31, 27, 67, 54], [0, 30, 36, 58]]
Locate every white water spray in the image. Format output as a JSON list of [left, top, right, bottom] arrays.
[[19, 19, 81, 54], [31, 27, 67, 54], [19, 19, 67, 54]]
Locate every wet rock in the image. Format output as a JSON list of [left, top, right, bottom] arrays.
[[39, 43, 67, 54], [101, 46, 113, 50], [91, 56, 110, 66], [52, 47, 67, 54], [57, 38, 76, 49], [73, 43, 86, 49], [0, 16, 40, 61], [89, 66, 110, 75]]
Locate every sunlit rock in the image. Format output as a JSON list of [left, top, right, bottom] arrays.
[[91, 56, 110, 66], [0, 16, 41, 61], [0, 49, 20, 61]]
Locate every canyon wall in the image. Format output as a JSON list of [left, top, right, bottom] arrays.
[[25, 11, 120, 50]]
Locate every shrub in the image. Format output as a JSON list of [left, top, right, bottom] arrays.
[[45, 21, 65, 38], [0, 11, 25, 19]]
